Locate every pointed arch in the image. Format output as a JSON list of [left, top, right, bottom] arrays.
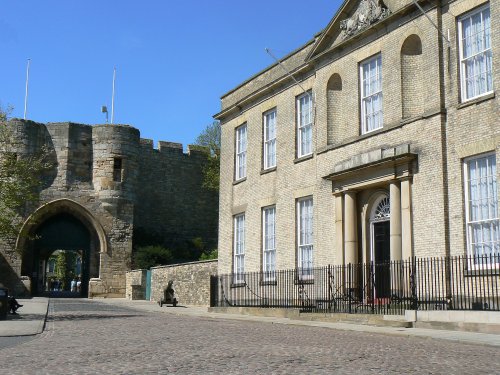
[[16, 198, 107, 255]]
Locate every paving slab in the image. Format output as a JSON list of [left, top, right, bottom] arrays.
[[0, 297, 48, 337]]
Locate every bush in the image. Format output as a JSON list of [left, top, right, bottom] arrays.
[[199, 249, 218, 261], [133, 246, 173, 269]]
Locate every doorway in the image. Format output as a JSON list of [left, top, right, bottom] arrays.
[[373, 221, 390, 298], [23, 213, 91, 296], [369, 194, 391, 299]]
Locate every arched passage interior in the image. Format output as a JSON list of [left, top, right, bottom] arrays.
[[18, 200, 105, 296]]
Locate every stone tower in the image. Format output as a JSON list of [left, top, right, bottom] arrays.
[[0, 119, 218, 297]]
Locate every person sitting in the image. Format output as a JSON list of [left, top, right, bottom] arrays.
[[8, 296, 23, 315]]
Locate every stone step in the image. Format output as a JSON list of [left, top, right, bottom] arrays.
[[208, 307, 412, 328]]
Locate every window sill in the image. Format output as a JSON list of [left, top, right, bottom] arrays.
[[230, 282, 246, 288], [294, 154, 314, 164], [295, 278, 314, 285], [260, 166, 276, 175], [260, 280, 277, 286], [464, 268, 500, 277], [233, 177, 247, 186], [457, 92, 495, 110]]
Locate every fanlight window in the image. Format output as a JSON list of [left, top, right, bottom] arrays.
[[372, 196, 390, 222]]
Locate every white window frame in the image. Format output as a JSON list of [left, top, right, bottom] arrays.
[[297, 197, 314, 279], [360, 54, 383, 134], [235, 124, 247, 181], [262, 206, 276, 281], [263, 109, 277, 170], [464, 153, 499, 267], [458, 4, 493, 102], [297, 92, 313, 158], [233, 214, 245, 283]]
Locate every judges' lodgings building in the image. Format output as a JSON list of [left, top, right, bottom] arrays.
[[214, 0, 499, 301]]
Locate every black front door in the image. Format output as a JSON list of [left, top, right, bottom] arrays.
[[373, 221, 390, 298]]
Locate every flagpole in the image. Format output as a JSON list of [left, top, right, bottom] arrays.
[[111, 67, 116, 124], [24, 59, 31, 120]]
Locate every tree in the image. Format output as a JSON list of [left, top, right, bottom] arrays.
[[195, 121, 220, 191], [0, 104, 52, 240], [133, 245, 174, 269], [199, 248, 218, 261]]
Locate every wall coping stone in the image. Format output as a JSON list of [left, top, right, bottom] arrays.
[[151, 259, 217, 270]]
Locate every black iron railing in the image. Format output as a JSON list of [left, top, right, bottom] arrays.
[[210, 255, 500, 315]]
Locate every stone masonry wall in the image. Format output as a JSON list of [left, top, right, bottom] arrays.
[[150, 260, 217, 306], [125, 269, 148, 300], [217, 7, 448, 275], [134, 141, 218, 251], [0, 119, 218, 298]]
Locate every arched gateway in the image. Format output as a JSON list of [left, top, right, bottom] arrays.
[[16, 199, 107, 296], [0, 120, 218, 298]]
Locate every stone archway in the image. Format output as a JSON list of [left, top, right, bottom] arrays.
[[16, 199, 107, 296]]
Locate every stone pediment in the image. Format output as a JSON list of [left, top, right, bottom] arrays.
[[307, 0, 391, 61]]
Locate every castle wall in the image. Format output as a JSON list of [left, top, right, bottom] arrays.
[[0, 120, 218, 297], [134, 140, 219, 252]]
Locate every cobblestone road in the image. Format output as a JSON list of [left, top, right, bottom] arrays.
[[0, 299, 499, 374]]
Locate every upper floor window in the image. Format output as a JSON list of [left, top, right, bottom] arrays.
[[235, 124, 247, 181], [458, 5, 493, 102], [360, 54, 383, 134], [263, 109, 276, 170], [297, 197, 313, 279], [234, 213, 245, 282], [464, 153, 499, 264], [297, 92, 313, 157], [262, 206, 276, 281]]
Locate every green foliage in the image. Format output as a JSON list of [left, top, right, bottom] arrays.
[[133, 245, 174, 269], [54, 251, 76, 290], [0, 104, 53, 240], [199, 248, 218, 261], [195, 121, 220, 191]]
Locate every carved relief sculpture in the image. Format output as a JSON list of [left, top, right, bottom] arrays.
[[340, 0, 391, 39]]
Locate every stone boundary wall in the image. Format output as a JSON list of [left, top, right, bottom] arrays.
[[125, 269, 148, 300], [151, 260, 217, 306], [125, 260, 217, 306]]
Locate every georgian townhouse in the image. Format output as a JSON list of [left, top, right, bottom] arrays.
[[214, 0, 499, 307]]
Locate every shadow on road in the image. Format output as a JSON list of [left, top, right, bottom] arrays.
[[47, 313, 143, 322]]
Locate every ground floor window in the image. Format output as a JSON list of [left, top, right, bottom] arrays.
[[297, 197, 313, 278], [262, 206, 276, 280], [464, 153, 499, 263], [233, 213, 245, 282]]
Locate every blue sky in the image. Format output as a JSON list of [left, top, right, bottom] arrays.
[[1, 1, 341, 147]]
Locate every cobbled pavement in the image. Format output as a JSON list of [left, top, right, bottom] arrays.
[[0, 299, 499, 374]]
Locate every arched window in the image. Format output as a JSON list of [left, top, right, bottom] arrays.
[[401, 35, 423, 119], [371, 195, 390, 222], [327, 74, 342, 145]]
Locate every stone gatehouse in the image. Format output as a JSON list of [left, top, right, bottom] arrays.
[[0, 120, 218, 297]]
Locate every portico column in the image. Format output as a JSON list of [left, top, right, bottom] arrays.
[[390, 181, 402, 262], [401, 178, 413, 259], [344, 190, 358, 265], [334, 193, 344, 265]]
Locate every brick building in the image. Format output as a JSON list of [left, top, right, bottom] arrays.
[[0, 120, 218, 297], [215, 0, 499, 291]]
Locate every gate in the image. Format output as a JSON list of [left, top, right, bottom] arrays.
[[145, 270, 152, 301]]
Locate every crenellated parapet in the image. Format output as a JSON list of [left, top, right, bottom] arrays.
[[139, 138, 209, 158], [0, 118, 219, 298]]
